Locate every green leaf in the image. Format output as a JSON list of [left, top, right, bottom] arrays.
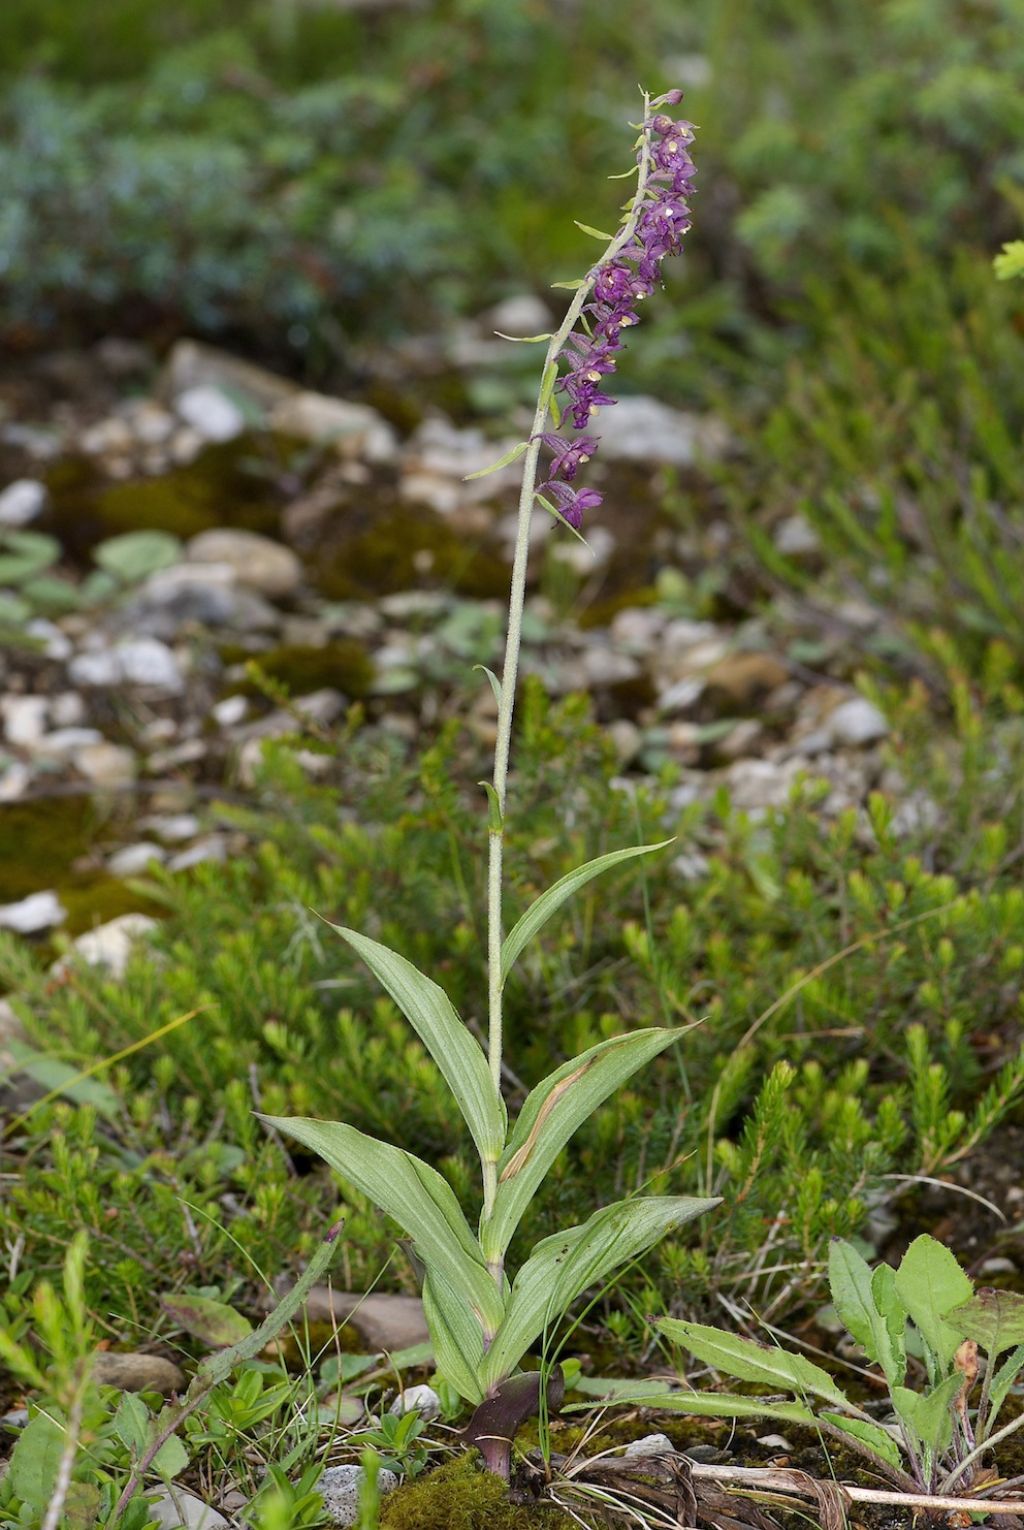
[[819, 1413, 904, 1472], [573, 221, 614, 241], [421, 1271, 485, 1404], [63, 1482, 102, 1529], [482, 1195, 717, 1388], [5, 1040, 120, 1118], [501, 841, 674, 984], [572, 1388, 817, 1425], [994, 240, 1024, 280], [894, 1235, 973, 1370], [987, 1343, 1024, 1429], [493, 331, 553, 343], [94, 530, 182, 583], [262, 1115, 504, 1339], [479, 782, 503, 833], [462, 440, 528, 481], [159, 1294, 253, 1348], [480, 1028, 685, 1260], [658, 1319, 851, 1408], [327, 927, 506, 1164], [892, 1373, 962, 1453], [0, 530, 60, 585], [535, 492, 589, 545], [828, 1239, 905, 1384], [949, 1288, 1024, 1357], [7, 1412, 64, 1511], [113, 1392, 150, 1455], [550, 278, 586, 290], [473, 664, 502, 709], [871, 1263, 908, 1382], [150, 1432, 190, 1480]]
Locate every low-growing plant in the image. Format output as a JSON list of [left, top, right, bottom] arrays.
[[625, 1234, 1024, 1502]]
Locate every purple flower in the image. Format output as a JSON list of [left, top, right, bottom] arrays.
[[537, 432, 600, 482], [538, 481, 604, 530]]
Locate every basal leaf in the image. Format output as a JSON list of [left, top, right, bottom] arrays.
[[987, 1342, 1024, 1429], [480, 1029, 684, 1260], [151, 1432, 190, 1480], [949, 1288, 1024, 1357], [422, 1270, 485, 1404], [462, 440, 528, 481], [328, 927, 506, 1164], [894, 1235, 973, 1370], [892, 1373, 961, 1453], [500, 841, 674, 985], [8, 1412, 64, 1511], [481, 1195, 716, 1388], [160, 1294, 253, 1348], [829, 1239, 905, 1384], [820, 1413, 904, 1473], [658, 1319, 850, 1408], [262, 1114, 504, 1338], [572, 1388, 817, 1425]]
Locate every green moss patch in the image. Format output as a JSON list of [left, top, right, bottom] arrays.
[[380, 1454, 575, 1530]]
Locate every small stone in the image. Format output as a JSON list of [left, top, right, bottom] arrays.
[[611, 607, 668, 650], [483, 293, 552, 336], [0, 891, 67, 934], [147, 739, 207, 773], [0, 762, 31, 802], [148, 1489, 228, 1529], [388, 1385, 441, 1422], [211, 695, 248, 727], [167, 835, 227, 872], [75, 742, 137, 790], [108, 842, 168, 876], [161, 339, 294, 413], [187, 529, 302, 599], [67, 914, 159, 978], [726, 758, 802, 812], [270, 392, 396, 463], [609, 719, 641, 765], [35, 727, 104, 761], [0, 479, 48, 527], [92, 1352, 184, 1395], [50, 692, 86, 727], [980, 1257, 1018, 1275], [622, 1433, 674, 1459], [282, 1287, 429, 1351], [592, 397, 728, 466], [26, 618, 72, 661], [124, 399, 176, 446], [714, 718, 764, 762], [70, 639, 184, 695], [827, 697, 889, 748], [757, 1434, 793, 1451], [79, 416, 134, 457], [657, 677, 704, 715], [704, 652, 789, 714], [174, 385, 246, 443], [774, 514, 821, 560], [319, 1465, 398, 1527], [141, 812, 201, 843], [125, 563, 279, 635], [672, 850, 710, 882], [1, 695, 49, 746], [580, 646, 641, 687]]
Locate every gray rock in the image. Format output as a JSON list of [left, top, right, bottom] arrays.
[[0, 891, 67, 934], [319, 1465, 398, 1527], [592, 397, 727, 467], [107, 842, 168, 876], [187, 529, 302, 598], [167, 835, 228, 872], [725, 758, 802, 812], [161, 339, 294, 414], [140, 812, 200, 843], [79, 415, 135, 458], [774, 513, 821, 560], [271, 392, 397, 463], [125, 563, 279, 635], [174, 385, 246, 443], [75, 741, 137, 789], [70, 639, 184, 695], [50, 691, 86, 727], [280, 1287, 429, 1350], [827, 697, 889, 748], [36, 727, 104, 761], [148, 1489, 228, 1529], [622, 1433, 674, 1459], [0, 762, 31, 802], [1, 695, 49, 746], [0, 479, 48, 527], [122, 399, 176, 446], [483, 293, 552, 336], [26, 618, 73, 661], [212, 694, 248, 727], [388, 1385, 441, 1422], [92, 1352, 184, 1395], [68, 914, 159, 977], [579, 645, 641, 687]]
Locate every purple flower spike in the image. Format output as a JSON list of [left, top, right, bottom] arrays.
[[535, 91, 695, 532]]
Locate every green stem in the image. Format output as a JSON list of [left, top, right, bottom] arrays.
[[485, 96, 655, 1102]]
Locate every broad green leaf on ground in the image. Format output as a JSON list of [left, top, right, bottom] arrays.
[[658, 1319, 851, 1408], [480, 1028, 685, 1260], [7, 1411, 64, 1511], [0, 530, 60, 584], [988, 1343, 1024, 1427], [820, 1413, 904, 1473], [894, 1235, 973, 1369], [500, 841, 674, 984], [5, 1040, 120, 1118], [94, 530, 182, 583], [422, 1269, 486, 1404], [891, 1373, 962, 1453], [262, 1114, 504, 1336], [151, 1433, 190, 1480], [160, 1293, 253, 1348], [481, 1195, 717, 1388], [568, 1376, 687, 1402], [62, 1482, 102, 1529], [328, 926, 506, 1163], [871, 1263, 908, 1380], [113, 1392, 150, 1455], [829, 1239, 905, 1383], [949, 1288, 1024, 1356], [574, 1388, 818, 1425]]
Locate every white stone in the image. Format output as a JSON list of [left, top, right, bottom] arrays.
[[592, 397, 727, 467], [79, 416, 134, 457], [1, 695, 49, 747], [70, 639, 184, 695], [148, 1490, 228, 1530], [25, 619, 72, 661], [75, 741, 137, 789], [123, 399, 176, 445], [270, 392, 396, 463], [167, 835, 227, 872], [129, 563, 278, 634], [622, 1433, 674, 1459], [483, 293, 552, 336], [388, 1384, 441, 1421], [827, 698, 889, 748], [774, 513, 820, 559], [212, 695, 248, 727], [0, 891, 66, 934], [0, 479, 48, 527], [756, 1434, 794, 1451], [0, 762, 32, 802], [725, 758, 802, 812], [140, 813, 200, 843], [69, 914, 159, 977], [318, 1465, 398, 1527], [174, 385, 245, 443], [550, 524, 615, 573], [187, 529, 302, 598], [107, 842, 168, 876], [35, 727, 104, 761], [50, 692, 86, 727], [611, 607, 668, 649], [580, 646, 641, 687]]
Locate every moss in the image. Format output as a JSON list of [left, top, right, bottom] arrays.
[[313, 500, 508, 602], [44, 437, 281, 561], [380, 1453, 575, 1530], [243, 638, 374, 698]]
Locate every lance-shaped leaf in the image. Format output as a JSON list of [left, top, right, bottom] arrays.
[[658, 1319, 851, 1409], [463, 440, 529, 481], [987, 1342, 1024, 1429], [829, 1239, 905, 1384], [493, 331, 553, 343], [500, 841, 675, 985], [422, 1269, 486, 1404], [572, 1389, 818, 1426], [480, 1028, 685, 1260], [328, 926, 506, 1164], [481, 1195, 717, 1388], [949, 1288, 1024, 1357], [892, 1373, 962, 1453], [263, 1114, 504, 1337], [894, 1235, 973, 1370], [819, 1414, 904, 1474]]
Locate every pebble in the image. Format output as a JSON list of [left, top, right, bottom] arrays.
[[1, 695, 49, 746], [140, 813, 201, 843], [0, 891, 66, 934], [0, 762, 32, 802], [35, 727, 104, 761], [211, 695, 248, 727], [622, 1433, 674, 1459], [187, 528, 302, 599], [318, 1465, 398, 1527], [125, 563, 279, 635], [148, 1490, 228, 1529], [579, 646, 641, 687], [0, 478, 48, 527], [26, 618, 73, 661], [592, 397, 727, 466], [50, 691, 86, 727], [827, 697, 889, 747], [703, 652, 789, 713], [774, 513, 821, 560], [388, 1385, 441, 1422], [75, 741, 137, 790], [174, 384, 246, 443], [270, 391, 397, 463], [68, 914, 159, 977], [725, 757, 802, 812], [167, 835, 228, 872], [107, 842, 168, 876], [70, 638, 184, 695], [483, 292, 552, 336], [92, 1352, 184, 1394]]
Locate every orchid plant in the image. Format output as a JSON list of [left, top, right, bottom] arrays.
[[266, 89, 717, 1477]]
